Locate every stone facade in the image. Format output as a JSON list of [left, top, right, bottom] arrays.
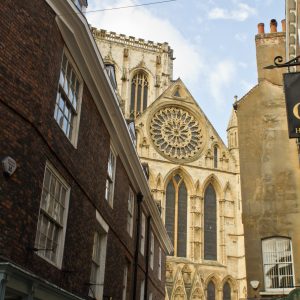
[[94, 28, 247, 300], [236, 20, 300, 297]]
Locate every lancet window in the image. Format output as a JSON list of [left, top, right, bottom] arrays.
[[204, 184, 217, 260], [207, 281, 216, 300], [165, 174, 187, 257], [223, 282, 231, 300], [130, 71, 148, 119]]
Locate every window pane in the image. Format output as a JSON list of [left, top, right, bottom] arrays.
[[177, 181, 187, 257], [35, 165, 69, 266], [165, 180, 175, 247], [262, 238, 294, 289], [207, 281, 215, 300], [204, 184, 217, 260], [223, 282, 231, 300], [55, 53, 80, 142]]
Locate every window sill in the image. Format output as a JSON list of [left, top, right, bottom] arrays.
[[260, 289, 294, 296]]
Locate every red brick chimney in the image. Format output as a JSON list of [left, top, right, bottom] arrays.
[[270, 19, 278, 33], [258, 23, 265, 34], [281, 19, 286, 32]]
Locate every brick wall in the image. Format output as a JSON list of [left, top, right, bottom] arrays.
[[0, 1, 166, 299]]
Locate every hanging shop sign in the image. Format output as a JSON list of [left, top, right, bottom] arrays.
[[283, 72, 300, 138]]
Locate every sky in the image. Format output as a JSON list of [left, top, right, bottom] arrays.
[[86, 0, 285, 143]]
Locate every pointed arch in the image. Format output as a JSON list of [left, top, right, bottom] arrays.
[[129, 69, 149, 119], [201, 174, 223, 199], [165, 173, 188, 257], [205, 274, 221, 288], [221, 276, 238, 300], [204, 184, 217, 260], [164, 166, 195, 194], [207, 281, 216, 300], [221, 275, 238, 291]]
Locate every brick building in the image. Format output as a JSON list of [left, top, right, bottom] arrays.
[[0, 1, 172, 300]]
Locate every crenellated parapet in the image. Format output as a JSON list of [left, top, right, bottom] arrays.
[[91, 27, 174, 56]]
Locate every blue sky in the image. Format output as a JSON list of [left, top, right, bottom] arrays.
[[86, 0, 285, 143]]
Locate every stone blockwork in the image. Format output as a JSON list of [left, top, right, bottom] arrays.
[[94, 25, 247, 300], [92, 28, 174, 118], [236, 19, 300, 297]]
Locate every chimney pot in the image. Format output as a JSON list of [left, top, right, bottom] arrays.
[[281, 19, 286, 32], [270, 19, 278, 33], [258, 23, 265, 34]]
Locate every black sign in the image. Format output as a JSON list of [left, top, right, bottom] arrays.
[[283, 72, 300, 138]]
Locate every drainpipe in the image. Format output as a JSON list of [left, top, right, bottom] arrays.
[[144, 216, 151, 300], [132, 192, 143, 300]]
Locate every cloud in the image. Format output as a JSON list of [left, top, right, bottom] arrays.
[[208, 60, 236, 106], [208, 3, 256, 21], [86, 0, 203, 83]]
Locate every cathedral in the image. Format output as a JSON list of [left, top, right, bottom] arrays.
[[92, 28, 247, 300]]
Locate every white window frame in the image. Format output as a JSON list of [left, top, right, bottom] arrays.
[[122, 264, 128, 300], [54, 49, 83, 147], [140, 279, 145, 300], [262, 237, 295, 292], [150, 231, 154, 270], [34, 162, 70, 269], [140, 212, 146, 255], [158, 247, 162, 280], [105, 146, 116, 207], [88, 211, 109, 300], [127, 188, 135, 237]]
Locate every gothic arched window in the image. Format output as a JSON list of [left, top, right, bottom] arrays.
[[207, 281, 215, 300], [165, 174, 187, 257], [214, 145, 218, 168], [130, 72, 148, 119], [223, 282, 231, 300], [204, 184, 217, 260]]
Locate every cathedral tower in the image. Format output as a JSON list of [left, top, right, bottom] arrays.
[[93, 28, 247, 300]]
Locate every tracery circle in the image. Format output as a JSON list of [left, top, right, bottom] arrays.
[[150, 107, 202, 160]]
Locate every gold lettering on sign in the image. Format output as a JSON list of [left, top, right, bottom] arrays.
[[296, 128, 300, 134], [293, 103, 300, 120]]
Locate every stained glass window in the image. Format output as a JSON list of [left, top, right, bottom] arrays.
[[130, 72, 148, 119], [165, 174, 187, 257], [207, 281, 215, 300], [204, 184, 217, 260], [223, 282, 231, 300]]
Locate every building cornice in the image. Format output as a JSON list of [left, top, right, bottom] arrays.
[[44, 0, 173, 254]]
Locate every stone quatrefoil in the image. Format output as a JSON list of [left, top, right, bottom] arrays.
[[150, 107, 203, 160]]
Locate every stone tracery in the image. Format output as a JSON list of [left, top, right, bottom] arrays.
[[150, 107, 203, 160]]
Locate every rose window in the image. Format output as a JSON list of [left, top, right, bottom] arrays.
[[150, 107, 203, 160]]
